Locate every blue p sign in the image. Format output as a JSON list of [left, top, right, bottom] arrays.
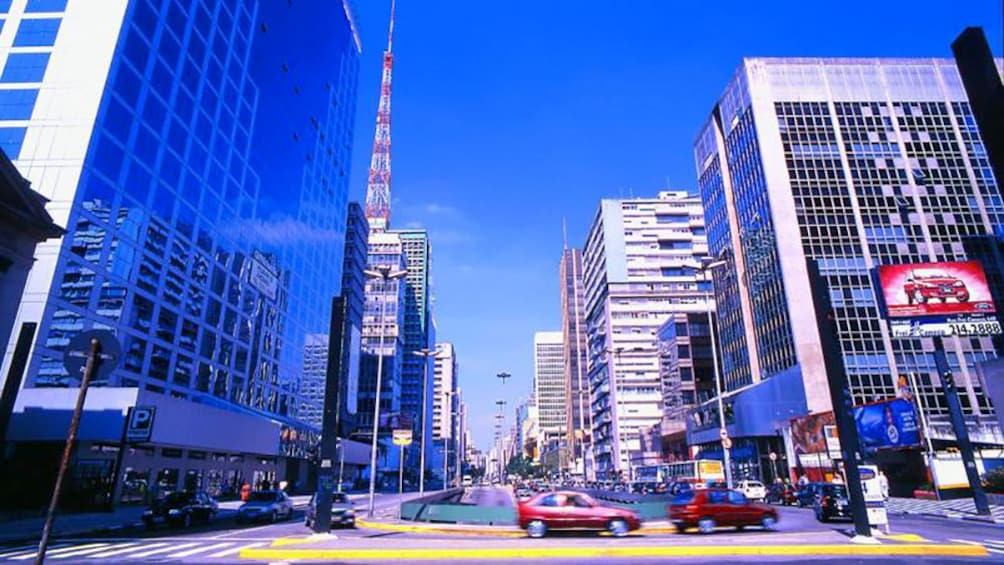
[[126, 406, 155, 443]]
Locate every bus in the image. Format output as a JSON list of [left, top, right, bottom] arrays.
[[633, 459, 725, 485]]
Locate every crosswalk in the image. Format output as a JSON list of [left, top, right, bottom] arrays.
[[0, 540, 269, 562], [949, 538, 1004, 555]]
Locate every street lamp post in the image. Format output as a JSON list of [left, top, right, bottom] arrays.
[[442, 390, 454, 487], [696, 257, 733, 489], [495, 401, 506, 482], [412, 347, 441, 496], [364, 265, 408, 516]]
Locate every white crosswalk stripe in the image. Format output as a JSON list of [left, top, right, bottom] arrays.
[[8, 543, 112, 561], [82, 542, 153, 558], [48, 544, 135, 559], [124, 542, 201, 559], [206, 542, 267, 558], [166, 542, 235, 558]]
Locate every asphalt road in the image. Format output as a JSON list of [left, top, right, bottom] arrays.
[[0, 488, 1000, 563]]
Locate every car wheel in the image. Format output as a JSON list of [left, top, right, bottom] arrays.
[[913, 290, 926, 304], [697, 517, 716, 535], [271, 510, 278, 523], [959, 294, 970, 302], [527, 520, 547, 538], [143, 521, 155, 531], [762, 515, 777, 530], [816, 510, 829, 523], [673, 524, 685, 534], [182, 513, 192, 528], [607, 519, 629, 537], [305, 518, 312, 528], [736, 525, 745, 532]]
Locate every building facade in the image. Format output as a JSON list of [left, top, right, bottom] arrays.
[[560, 247, 591, 476], [432, 341, 456, 440], [694, 57, 1004, 483], [582, 191, 710, 478], [655, 312, 715, 460], [533, 331, 566, 445], [0, 0, 361, 505]]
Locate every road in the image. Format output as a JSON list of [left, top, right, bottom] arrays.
[[0, 488, 999, 563]]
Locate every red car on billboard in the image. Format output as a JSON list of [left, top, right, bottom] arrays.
[[878, 261, 996, 318]]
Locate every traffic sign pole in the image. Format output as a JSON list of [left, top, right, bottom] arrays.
[[36, 338, 101, 565]]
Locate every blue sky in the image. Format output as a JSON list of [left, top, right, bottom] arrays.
[[347, 0, 1003, 453]]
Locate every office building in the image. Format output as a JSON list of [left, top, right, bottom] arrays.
[[560, 247, 590, 476], [582, 191, 709, 478], [534, 331, 566, 443], [655, 312, 716, 460], [432, 341, 456, 440], [694, 57, 1004, 483], [0, 0, 361, 507]]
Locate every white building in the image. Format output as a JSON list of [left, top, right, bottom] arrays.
[[533, 331, 566, 444], [432, 342, 457, 440], [582, 191, 709, 478]]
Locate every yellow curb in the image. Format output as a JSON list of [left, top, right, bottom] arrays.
[[880, 533, 928, 543], [240, 543, 988, 561], [271, 534, 338, 547], [355, 517, 525, 538]]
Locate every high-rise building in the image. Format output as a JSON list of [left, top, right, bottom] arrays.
[[582, 191, 710, 478], [655, 312, 716, 460], [533, 331, 566, 445], [560, 247, 590, 476], [432, 342, 456, 440], [0, 0, 361, 506], [694, 57, 1004, 482]]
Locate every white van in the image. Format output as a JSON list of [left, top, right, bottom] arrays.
[[462, 475, 473, 487]]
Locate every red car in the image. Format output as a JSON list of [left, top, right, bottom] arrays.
[[668, 488, 778, 534], [517, 491, 641, 538], [903, 270, 969, 304]]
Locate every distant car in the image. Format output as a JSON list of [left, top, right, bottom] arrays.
[[237, 490, 295, 523], [795, 483, 824, 507], [904, 270, 969, 304], [813, 483, 851, 522], [462, 475, 473, 487], [696, 480, 728, 490], [517, 491, 642, 538], [668, 481, 694, 496], [737, 480, 767, 502], [515, 488, 534, 501], [304, 492, 356, 529], [668, 489, 778, 534], [142, 491, 217, 529], [766, 483, 797, 506]]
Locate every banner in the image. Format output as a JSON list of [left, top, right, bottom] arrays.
[[789, 411, 836, 457], [877, 261, 996, 319], [853, 398, 921, 452]]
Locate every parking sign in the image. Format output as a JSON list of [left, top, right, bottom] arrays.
[[126, 406, 156, 443]]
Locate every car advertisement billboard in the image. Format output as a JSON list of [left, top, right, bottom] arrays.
[[853, 398, 921, 452], [877, 261, 996, 319]]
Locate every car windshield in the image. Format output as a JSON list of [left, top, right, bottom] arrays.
[[250, 492, 277, 502], [332, 493, 349, 504], [821, 485, 848, 496], [672, 491, 696, 505], [747, 482, 764, 488], [914, 270, 949, 278]]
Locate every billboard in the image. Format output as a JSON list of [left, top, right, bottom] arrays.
[[789, 411, 836, 457], [877, 261, 995, 318], [853, 398, 921, 452]]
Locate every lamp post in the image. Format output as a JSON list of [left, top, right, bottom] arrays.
[[442, 390, 454, 487], [496, 372, 510, 483], [495, 401, 506, 482], [695, 257, 732, 489], [364, 265, 408, 516], [412, 347, 442, 496]]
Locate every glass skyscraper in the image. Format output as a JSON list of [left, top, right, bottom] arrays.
[[0, 0, 361, 442], [696, 58, 1004, 460]]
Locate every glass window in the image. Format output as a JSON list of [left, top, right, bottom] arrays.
[[0, 89, 38, 119], [1, 53, 50, 83], [25, 0, 68, 12], [727, 491, 748, 505], [0, 1, 12, 13], [0, 126, 26, 158], [13, 18, 61, 47]]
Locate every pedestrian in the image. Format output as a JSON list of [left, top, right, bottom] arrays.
[[879, 471, 889, 500]]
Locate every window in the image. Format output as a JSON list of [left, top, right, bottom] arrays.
[[727, 491, 748, 505], [1, 53, 50, 83], [0, 1, 12, 13], [0, 126, 26, 157], [0, 89, 38, 119], [13, 19, 61, 47], [26, 0, 67, 12]]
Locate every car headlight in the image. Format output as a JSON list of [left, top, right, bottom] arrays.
[[168, 509, 181, 516], [143, 510, 153, 516], [345, 509, 355, 516], [954, 281, 964, 287]]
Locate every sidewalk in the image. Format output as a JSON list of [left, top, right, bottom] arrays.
[[887, 496, 1004, 524]]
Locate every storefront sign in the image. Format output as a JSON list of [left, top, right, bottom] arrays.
[[126, 406, 156, 443]]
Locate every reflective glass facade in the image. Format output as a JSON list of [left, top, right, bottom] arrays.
[[1, 0, 361, 439]]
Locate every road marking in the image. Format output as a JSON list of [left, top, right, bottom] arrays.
[[49, 543, 140, 559], [126, 542, 200, 558], [951, 539, 1004, 555], [9, 543, 111, 561], [88, 542, 166, 558], [0, 546, 51, 559], [166, 542, 236, 558], [210, 522, 282, 539], [207, 542, 267, 558]]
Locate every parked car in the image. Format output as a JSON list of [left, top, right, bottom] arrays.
[[515, 488, 534, 501], [668, 481, 694, 496], [813, 483, 851, 522], [737, 480, 767, 502], [237, 490, 295, 524], [766, 483, 797, 506], [517, 491, 642, 538], [696, 480, 728, 490], [304, 492, 356, 529], [903, 269, 969, 304], [142, 491, 217, 529], [795, 482, 824, 507], [668, 488, 778, 534]]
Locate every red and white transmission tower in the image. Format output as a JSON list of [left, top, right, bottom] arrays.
[[364, 0, 396, 232]]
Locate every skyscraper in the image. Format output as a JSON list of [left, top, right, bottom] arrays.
[[432, 342, 456, 441], [694, 57, 1004, 481], [533, 331, 566, 446], [582, 191, 710, 478], [0, 0, 361, 504], [560, 247, 590, 476]]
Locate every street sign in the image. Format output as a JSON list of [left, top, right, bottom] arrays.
[[125, 406, 155, 443], [63, 330, 120, 382], [769, 452, 777, 461], [722, 437, 733, 449], [392, 429, 413, 446]]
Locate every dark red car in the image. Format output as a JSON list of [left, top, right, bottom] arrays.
[[517, 491, 641, 538], [668, 488, 778, 534], [903, 270, 969, 304]]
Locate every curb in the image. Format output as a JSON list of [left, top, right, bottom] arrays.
[[889, 509, 1004, 525], [241, 543, 988, 561]]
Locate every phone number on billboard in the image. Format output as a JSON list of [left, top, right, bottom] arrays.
[[890, 319, 1003, 337], [948, 321, 1003, 336]]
